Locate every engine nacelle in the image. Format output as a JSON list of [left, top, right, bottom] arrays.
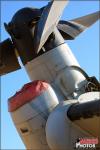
[[46, 100, 92, 150]]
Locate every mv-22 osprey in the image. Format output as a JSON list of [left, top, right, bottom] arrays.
[[0, 1, 100, 149]]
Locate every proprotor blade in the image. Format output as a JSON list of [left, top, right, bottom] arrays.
[[34, 0, 68, 54], [70, 11, 100, 28], [0, 39, 21, 75], [58, 11, 100, 39]]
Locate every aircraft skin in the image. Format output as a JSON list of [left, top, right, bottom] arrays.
[[8, 41, 100, 150], [1, 1, 100, 149]]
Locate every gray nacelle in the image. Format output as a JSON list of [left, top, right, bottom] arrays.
[[46, 92, 100, 150]]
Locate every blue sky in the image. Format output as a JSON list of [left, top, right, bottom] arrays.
[[1, 1, 99, 149]]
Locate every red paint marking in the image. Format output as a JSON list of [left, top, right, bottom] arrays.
[[80, 138, 98, 144], [8, 80, 49, 112]]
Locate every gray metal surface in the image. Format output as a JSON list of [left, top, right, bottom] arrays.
[[46, 100, 92, 150], [10, 83, 58, 150], [34, 0, 68, 53]]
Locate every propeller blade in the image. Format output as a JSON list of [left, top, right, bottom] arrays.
[[34, 0, 68, 54], [0, 39, 21, 75], [58, 11, 100, 40], [70, 11, 100, 27]]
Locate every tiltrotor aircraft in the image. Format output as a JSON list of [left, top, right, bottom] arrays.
[[0, 0, 100, 149]]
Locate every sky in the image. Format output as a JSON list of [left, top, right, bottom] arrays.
[[1, 1, 99, 149]]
